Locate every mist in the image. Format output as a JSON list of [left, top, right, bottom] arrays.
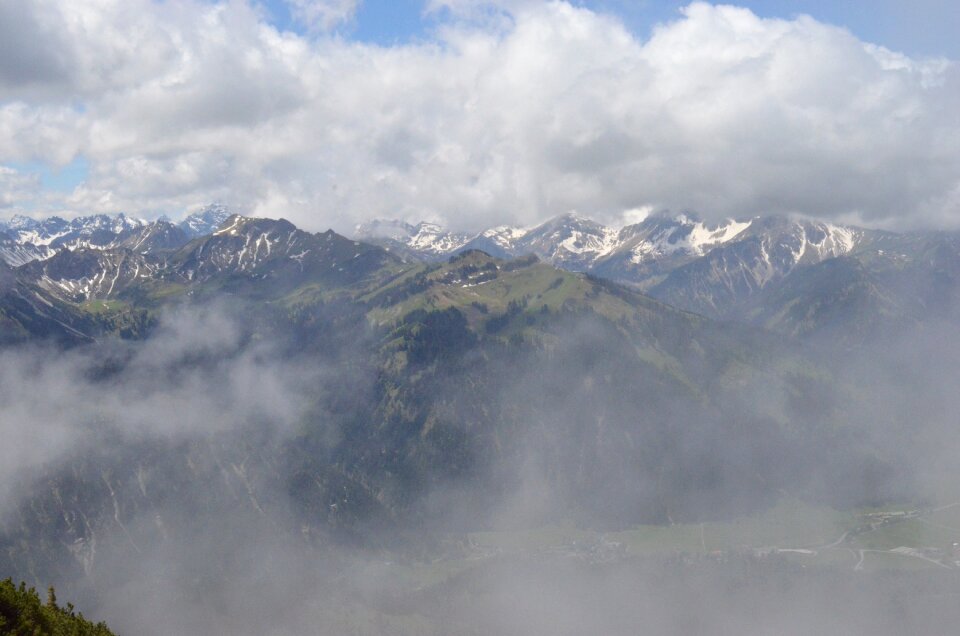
[[3, 293, 960, 635]]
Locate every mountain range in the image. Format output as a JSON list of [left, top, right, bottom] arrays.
[[0, 203, 231, 267], [361, 211, 960, 346], [4, 206, 960, 350]]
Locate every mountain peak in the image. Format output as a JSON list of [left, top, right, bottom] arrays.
[[7, 214, 40, 230], [180, 203, 233, 237], [212, 215, 296, 237]]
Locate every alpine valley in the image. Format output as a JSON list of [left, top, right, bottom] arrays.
[[3, 207, 960, 635]]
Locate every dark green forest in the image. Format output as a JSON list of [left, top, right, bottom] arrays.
[[0, 580, 114, 635]]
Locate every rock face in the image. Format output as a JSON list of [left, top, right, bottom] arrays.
[[178, 203, 232, 238]]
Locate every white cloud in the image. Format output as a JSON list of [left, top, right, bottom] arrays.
[[0, 166, 39, 209], [286, 0, 361, 32], [424, 0, 539, 19], [0, 1, 958, 231]]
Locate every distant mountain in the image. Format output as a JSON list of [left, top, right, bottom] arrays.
[[357, 212, 624, 269], [0, 214, 405, 337], [504, 212, 619, 271], [751, 231, 960, 347], [646, 216, 871, 318], [0, 213, 149, 266], [353, 212, 925, 343], [0, 231, 55, 266], [178, 203, 232, 237], [744, 256, 901, 347], [168, 215, 401, 292], [355, 219, 470, 259], [5, 208, 960, 351], [0, 205, 238, 268], [4, 213, 146, 249], [19, 247, 161, 304], [112, 220, 190, 254], [353, 212, 867, 288]]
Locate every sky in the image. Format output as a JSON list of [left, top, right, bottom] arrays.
[[261, 1, 960, 59], [0, 0, 958, 231]]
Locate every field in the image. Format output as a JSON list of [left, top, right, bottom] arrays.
[[411, 498, 960, 575]]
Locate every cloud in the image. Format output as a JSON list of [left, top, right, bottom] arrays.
[[0, 1, 958, 230], [424, 0, 540, 22], [286, 0, 362, 31], [0, 1, 73, 94], [0, 166, 40, 208]]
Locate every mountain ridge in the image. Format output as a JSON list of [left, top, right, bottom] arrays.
[[0, 204, 232, 267], [6, 208, 960, 351]]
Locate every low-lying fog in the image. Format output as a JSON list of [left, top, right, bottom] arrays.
[[3, 302, 960, 635]]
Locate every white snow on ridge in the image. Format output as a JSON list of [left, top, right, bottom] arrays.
[[630, 218, 753, 264], [0, 212, 154, 266], [689, 219, 752, 250], [788, 223, 860, 263], [356, 218, 470, 254], [213, 216, 248, 236], [557, 226, 620, 257], [824, 224, 856, 254], [408, 223, 468, 254], [0, 243, 56, 266], [361, 214, 766, 267], [482, 225, 529, 249], [11, 229, 69, 246]]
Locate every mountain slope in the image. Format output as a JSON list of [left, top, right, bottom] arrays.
[[356, 212, 956, 349], [112, 220, 190, 254], [166, 216, 404, 297], [0, 216, 407, 344], [18, 248, 162, 303], [646, 217, 865, 317], [745, 256, 903, 347]]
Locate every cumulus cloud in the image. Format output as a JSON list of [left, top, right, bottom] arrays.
[[0, 1, 958, 230]]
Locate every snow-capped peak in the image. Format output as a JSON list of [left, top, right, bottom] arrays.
[[352, 212, 760, 269], [180, 203, 232, 237], [0, 212, 154, 266], [481, 225, 530, 248], [626, 216, 753, 264], [7, 214, 39, 230], [407, 222, 469, 254], [355, 218, 469, 255]]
